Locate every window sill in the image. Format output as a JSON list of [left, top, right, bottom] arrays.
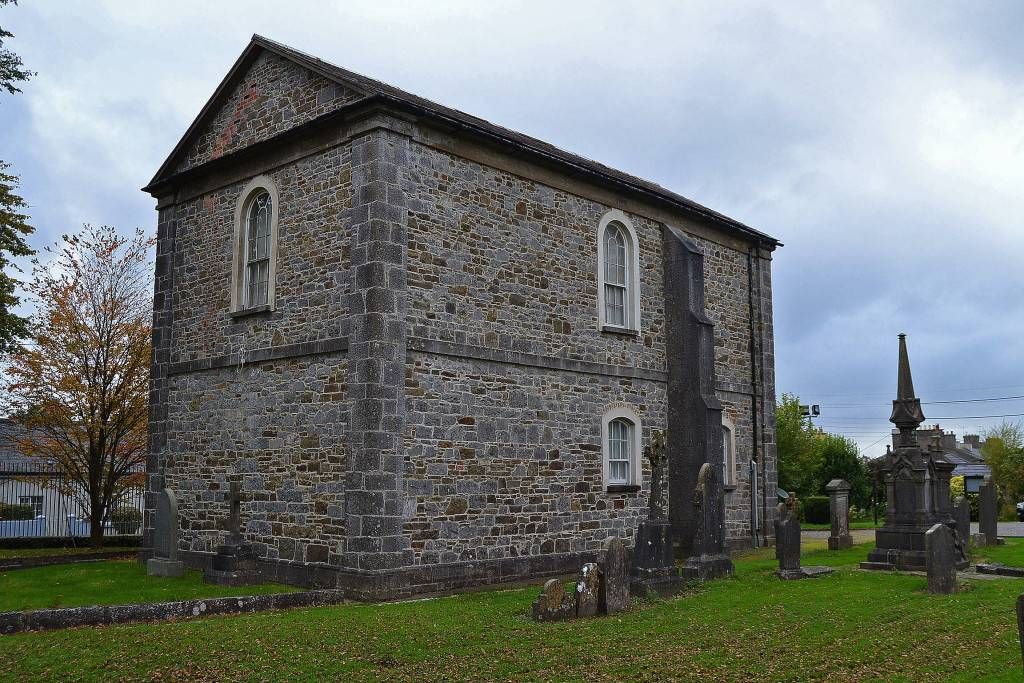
[[229, 304, 273, 319], [600, 325, 639, 337], [606, 484, 641, 494], [723, 484, 737, 492]]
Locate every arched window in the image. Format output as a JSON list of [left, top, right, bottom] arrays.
[[722, 418, 737, 488], [231, 176, 280, 313], [245, 191, 272, 307], [596, 209, 641, 332], [602, 405, 643, 490]]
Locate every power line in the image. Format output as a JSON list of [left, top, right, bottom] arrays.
[[824, 394, 1024, 408]]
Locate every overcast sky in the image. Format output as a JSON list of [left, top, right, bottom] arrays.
[[2, 1, 1022, 456]]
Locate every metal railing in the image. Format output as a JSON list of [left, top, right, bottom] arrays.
[[0, 460, 144, 539]]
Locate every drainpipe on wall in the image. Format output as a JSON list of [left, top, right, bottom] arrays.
[[745, 247, 760, 549]]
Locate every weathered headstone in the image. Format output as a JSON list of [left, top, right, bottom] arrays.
[[979, 476, 1000, 546], [773, 498, 833, 580], [575, 563, 602, 617], [680, 463, 734, 580], [204, 482, 260, 586], [530, 579, 575, 622], [599, 537, 630, 614], [1016, 594, 1024, 670], [146, 488, 184, 577], [953, 496, 971, 549], [925, 523, 958, 594], [631, 431, 683, 597], [825, 479, 853, 550]]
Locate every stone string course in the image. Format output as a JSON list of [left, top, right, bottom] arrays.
[[145, 51, 777, 593]]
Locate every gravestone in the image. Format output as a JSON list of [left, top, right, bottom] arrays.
[[825, 479, 853, 550], [631, 431, 683, 596], [680, 463, 734, 581], [575, 563, 602, 617], [775, 498, 833, 580], [1017, 594, 1024, 670], [979, 476, 1001, 546], [531, 579, 575, 622], [953, 496, 971, 549], [925, 523, 958, 594], [146, 488, 184, 577], [599, 537, 630, 615], [204, 482, 260, 586]]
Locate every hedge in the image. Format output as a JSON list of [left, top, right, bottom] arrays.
[[0, 503, 35, 521], [801, 496, 831, 524]]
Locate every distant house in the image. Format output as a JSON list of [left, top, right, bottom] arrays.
[[0, 419, 144, 538], [890, 424, 991, 492]]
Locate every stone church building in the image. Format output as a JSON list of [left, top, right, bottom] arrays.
[[141, 35, 780, 597]]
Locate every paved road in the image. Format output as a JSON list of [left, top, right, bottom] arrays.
[[803, 523, 1024, 539]]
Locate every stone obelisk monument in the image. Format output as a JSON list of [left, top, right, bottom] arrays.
[[862, 334, 968, 571]]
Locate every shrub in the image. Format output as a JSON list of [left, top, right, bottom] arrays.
[[0, 503, 35, 521], [801, 496, 831, 524], [111, 507, 142, 535]]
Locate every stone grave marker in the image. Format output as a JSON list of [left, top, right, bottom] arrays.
[[599, 537, 630, 615], [146, 488, 184, 578], [531, 579, 575, 622], [575, 563, 602, 617], [204, 482, 260, 586], [631, 431, 682, 597], [953, 496, 970, 549], [1017, 594, 1024, 670], [681, 463, 734, 580], [825, 479, 853, 550], [925, 523, 958, 594], [774, 497, 833, 580], [979, 476, 1001, 546]]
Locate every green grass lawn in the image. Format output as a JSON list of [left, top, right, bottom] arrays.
[[801, 520, 882, 531], [0, 542, 1022, 681], [974, 537, 1024, 567], [0, 560, 298, 612]]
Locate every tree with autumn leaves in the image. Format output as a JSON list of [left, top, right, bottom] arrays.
[[4, 226, 152, 547]]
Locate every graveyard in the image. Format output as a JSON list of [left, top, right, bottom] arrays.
[[0, 538, 1021, 681]]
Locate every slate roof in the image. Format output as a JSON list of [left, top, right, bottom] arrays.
[[146, 35, 781, 249]]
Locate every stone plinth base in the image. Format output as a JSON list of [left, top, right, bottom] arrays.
[[204, 543, 261, 586], [630, 567, 683, 597], [868, 525, 969, 571], [828, 535, 853, 550], [680, 553, 733, 581], [777, 566, 834, 580], [146, 557, 184, 578], [972, 533, 1005, 547]]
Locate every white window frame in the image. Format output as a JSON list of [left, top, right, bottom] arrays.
[[602, 405, 642, 488], [231, 175, 281, 313], [596, 209, 642, 332], [722, 417, 737, 488]]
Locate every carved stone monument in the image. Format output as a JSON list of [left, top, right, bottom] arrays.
[[925, 523, 958, 594], [631, 431, 683, 596], [1017, 594, 1024, 670], [204, 482, 261, 586], [825, 479, 853, 550], [979, 476, 1002, 547], [599, 537, 630, 615], [146, 488, 184, 578], [775, 497, 833, 580], [862, 335, 968, 571], [680, 463, 734, 580]]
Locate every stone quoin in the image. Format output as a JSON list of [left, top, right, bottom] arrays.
[[139, 35, 780, 598]]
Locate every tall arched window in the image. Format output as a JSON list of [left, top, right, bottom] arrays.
[[602, 405, 643, 490], [245, 191, 272, 307], [722, 417, 737, 488], [231, 175, 280, 314], [596, 210, 641, 332]]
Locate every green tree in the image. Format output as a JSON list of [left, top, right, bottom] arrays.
[[0, 0, 35, 354], [982, 421, 1024, 506], [776, 393, 823, 498], [817, 432, 871, 508]]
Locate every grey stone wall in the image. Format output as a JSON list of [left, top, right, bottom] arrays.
[[175, 51, 362, 174]]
